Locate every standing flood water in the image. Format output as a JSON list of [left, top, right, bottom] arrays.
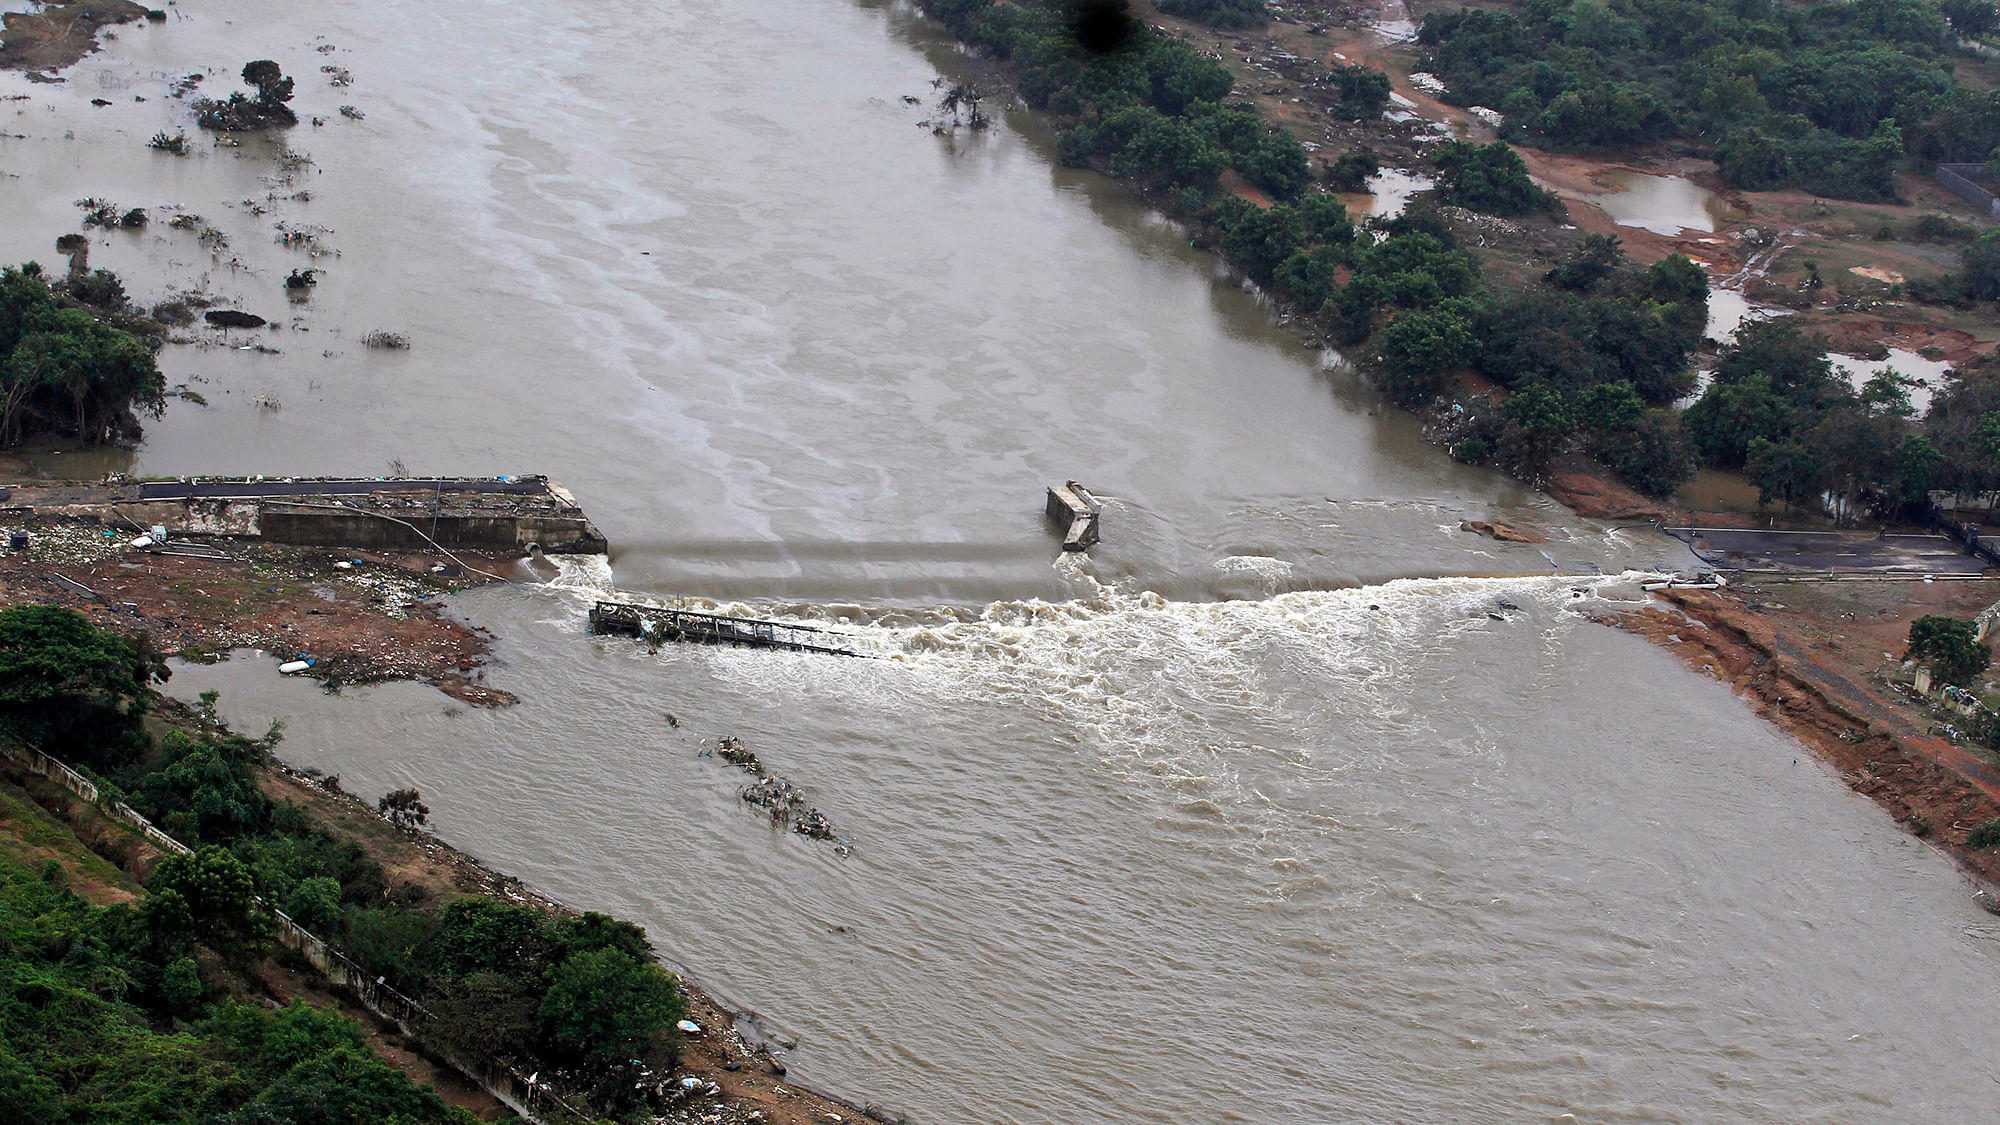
[[10, 0, 2000, 1121]]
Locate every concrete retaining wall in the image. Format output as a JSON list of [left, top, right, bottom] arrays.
[[257, 507, 605, 553], [1936, 164, 2000, 218]]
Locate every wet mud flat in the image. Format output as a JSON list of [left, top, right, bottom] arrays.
[[0, 511, 521, 703], [0, 0, 149, 76]]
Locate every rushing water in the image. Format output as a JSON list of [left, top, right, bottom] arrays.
[[12, 1, 2000, 1122]]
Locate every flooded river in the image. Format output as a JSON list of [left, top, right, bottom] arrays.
[[12, 1, 2000, 1121]]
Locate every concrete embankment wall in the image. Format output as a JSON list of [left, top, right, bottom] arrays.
[[87, 495, 606, 554], [256, 506, 606, 553]]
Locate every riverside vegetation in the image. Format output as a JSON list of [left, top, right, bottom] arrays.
[[1, 263, 166, 448], [920, 0, 2000, 516], [0, 605, 692, 1122]]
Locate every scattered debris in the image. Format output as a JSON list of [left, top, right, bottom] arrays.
[[362, 330, 410, 349], [717, 736, 761, 773], [708, 735, 850, 850], [337, 104, 363, 120], [76, 196, 122, 227]]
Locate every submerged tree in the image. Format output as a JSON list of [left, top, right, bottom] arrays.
[[377, 787, 430, 831], [195, 60, 298, 130]]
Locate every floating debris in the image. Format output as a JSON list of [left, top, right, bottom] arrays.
[[717, 736, 762, 773], [716, 736, 849, 852]]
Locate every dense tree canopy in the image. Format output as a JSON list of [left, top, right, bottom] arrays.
[[0, 858, 472, 1125], [1417, 0, 1986, 199], [0, 605, 165, 767], [1, 265, 166, 447]]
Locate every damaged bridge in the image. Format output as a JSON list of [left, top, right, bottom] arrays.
[[589, 601, 865, 657]]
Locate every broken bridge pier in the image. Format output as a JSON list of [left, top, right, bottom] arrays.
[[589, 601, 865, 657], [1046, 481, 1101, 552]]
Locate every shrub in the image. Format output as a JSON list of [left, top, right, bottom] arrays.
[[1967, 817, 2000, 849]]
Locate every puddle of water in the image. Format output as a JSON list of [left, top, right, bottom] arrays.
[[1830, 348, 1953, 415], [1371, 18, 1418, 42], [1704, 287, 1784, 345], [1338, 168, 1434, 219], [1587, 171, 1743, 237]]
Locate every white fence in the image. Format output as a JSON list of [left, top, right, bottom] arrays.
[[0, 740, 591, 1125]]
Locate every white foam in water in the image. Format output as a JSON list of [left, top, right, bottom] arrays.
[[562, 571, 1660, 822]]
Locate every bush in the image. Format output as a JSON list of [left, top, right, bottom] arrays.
[[1967, 817, 2000, 849], [1430, 141, 1562, 216]]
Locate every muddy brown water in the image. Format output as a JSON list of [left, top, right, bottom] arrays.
[[12, 2, 2000, 1121]]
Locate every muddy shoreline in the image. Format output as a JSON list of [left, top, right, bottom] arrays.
[[1604, 584, 2000, 903], [250, 755, 903, 1125]]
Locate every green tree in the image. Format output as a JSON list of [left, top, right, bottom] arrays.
[[1236, 129, 1312, 200], [149, 846, 266, 955], [1157, 0, 1267, 29], [1325, 145, 1380, 191], [134, 732, 271, 844], [1374, 304, 1478, 406], [0, 605, 165, 766], [280, 876, 341, 934], [1942, 0, 2000, 39], [1591, 408, 1697, 497], [1430, 141, 1561, 216], [1, 265, 166, 447], [1499, 380, 1574, 476], [161, 957, 208, 1018], [1545, 234, 1624, 291], [535, 949, 685, 1097], [429, 971, 539, 1063], [1964, 228, 2000, 301], [1906, 614, 1991, 686], [1745, 435, 1830, 510]]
